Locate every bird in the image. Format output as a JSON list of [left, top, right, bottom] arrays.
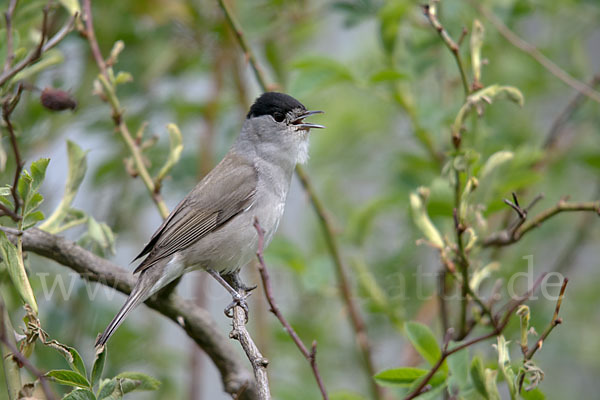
[[95, 92, 324, 347]]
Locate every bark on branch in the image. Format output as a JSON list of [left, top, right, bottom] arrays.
[[14, 228, 258, 400]]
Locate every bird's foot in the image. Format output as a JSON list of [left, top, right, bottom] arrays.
[[224, 290, 251, 322]]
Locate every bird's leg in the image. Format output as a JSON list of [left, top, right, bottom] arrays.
[[206, 269, 251, 321], [222, 271, 257, 293]]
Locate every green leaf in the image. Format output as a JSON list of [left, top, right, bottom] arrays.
[[447, 345, 469, 390], [30, 158, 50, 192], [114, 71, 133, 85], [521, 387, 546, 400], [97, 379, 121, 400], [470, 356, 488, 399], [41, 141, 88, 233], [378, 0, 408, 55], [0, 232, 38, 314], [484, 369, 501, 400], [495, 336, 516, 399], [452, 85, 524, 140], [114, 372, 160, 392], [470, 19, 485, 83], [22, 210, 45, 230], [480, 151, 514, 179], [46, 370, 91, 389], [374, 367, 444, 387], [91, 346, 106, 387], [62, 388, 96, 400], [25, 192, 44, 214], [43, 340, 87, 377], [369, 69, 407, 84], [404, 321, 445, 372], [155, 124, 183, 183]]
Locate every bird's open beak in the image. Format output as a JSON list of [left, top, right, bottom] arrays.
[[292, 110, 325, 130]]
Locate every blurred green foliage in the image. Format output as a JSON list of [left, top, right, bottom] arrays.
[[1, 0, 600, 399]]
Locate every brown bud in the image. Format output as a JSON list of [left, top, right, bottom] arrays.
[[40, 88, 77, 111]]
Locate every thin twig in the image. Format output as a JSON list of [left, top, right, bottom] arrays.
[[3, 0, 19, 74], [543, 74, 600, 150], [0, 302, 56, 400], [296, 167, 383, 400], [253, 218, 329, 400], [422, 2, 470, 97], [470, 1, 600, 104], [82, 0, 107, 80], [517, 278, 568, 392], [216, 2, 382, 399], [216, 0, 272, 91], [0, 6, 76, 87], [2, 83, 25, 213], [81, 0, 169, 219], [526, 278, 567, 360], [404, 273, 547, 400], [483, 199, 600, 247], [229, 289, 271, 400]]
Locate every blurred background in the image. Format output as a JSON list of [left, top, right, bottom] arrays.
[[1, 0, 599, 399]]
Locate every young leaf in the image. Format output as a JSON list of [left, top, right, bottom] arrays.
[[374, 367, 444, 387], [44, 340, 87, 378], [470, 356, 488, 399], [22, 210, 45, 230], [404, 321, 445, 371], [114, 372, 160, 392], [409, 191, 444, 248], [46, 370, 91, 389], [480, 151, 514, 179], [41, 141, 88, 233], [0, 232, 38, 314], [378, 1, 407, 55], [97, 378, 120, 400], [155, 123, 183, 183], [62, 388, 97, 400], [494, 336, 516, 399], [447, 345, 469, 390], [470, 19, 485, 84], [484, 369, 501, 400], [91, 346, 106, 387], [521, 387, 546, 400]]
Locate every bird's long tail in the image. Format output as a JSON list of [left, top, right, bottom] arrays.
[[95, 281, 151, 348]]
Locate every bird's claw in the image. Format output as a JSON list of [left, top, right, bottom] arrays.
[[224, 290, 251, 322]]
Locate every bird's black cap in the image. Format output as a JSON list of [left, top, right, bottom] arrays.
[[246, 92, 306, 120]]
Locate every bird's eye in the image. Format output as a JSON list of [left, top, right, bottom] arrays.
[[272, 112, 285, 122]]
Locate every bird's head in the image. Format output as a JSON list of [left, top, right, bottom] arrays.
[[242, 92, 324, 165]]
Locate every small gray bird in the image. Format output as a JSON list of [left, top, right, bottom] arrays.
[[96, 92, 324, 347]]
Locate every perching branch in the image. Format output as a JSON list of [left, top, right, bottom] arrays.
[[470, 1, 600, 104], [253, 218, 329, 400], [229, 289, 271, 400], [404, 273, 547, 400], [216, 2, 382, 399], [11, 228, 258, 400], [483, 196, 600, 247], [81, 0, 169, 219]]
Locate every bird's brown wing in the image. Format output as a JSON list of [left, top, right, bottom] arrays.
[[133, 154, 258, 274]]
